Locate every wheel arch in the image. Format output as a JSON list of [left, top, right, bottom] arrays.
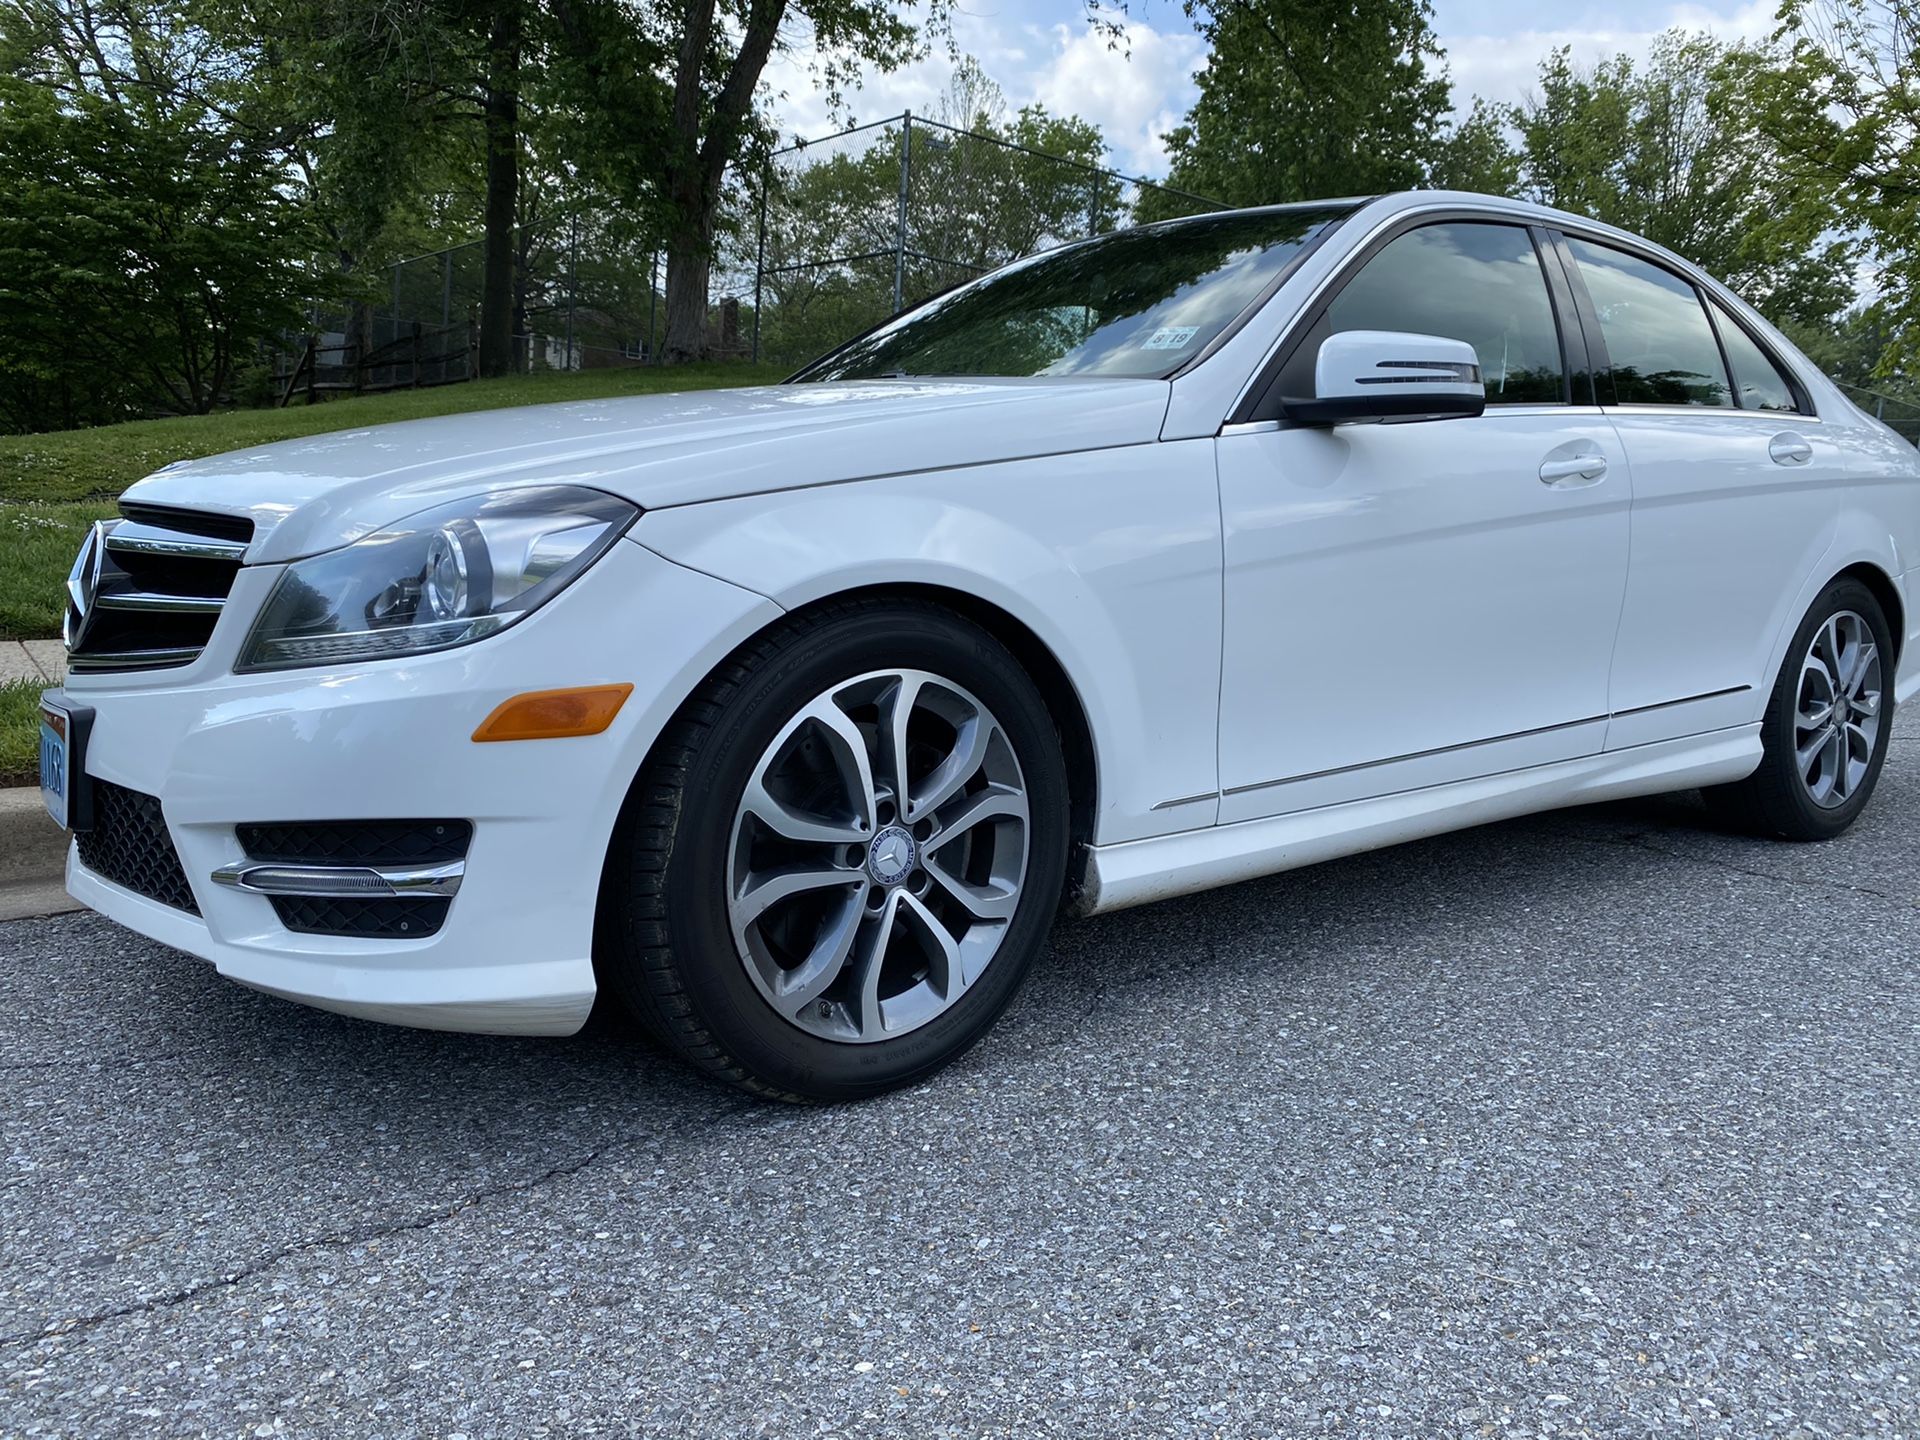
[[601, 581, 1104, 920], [1833, 560, 1905, 663], [757, 583, 1099, 900]]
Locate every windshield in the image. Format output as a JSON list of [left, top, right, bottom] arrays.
[[792, 204, 1358, 383]]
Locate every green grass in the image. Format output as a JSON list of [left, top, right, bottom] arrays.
[[0, 363, 785, 642], [1, 678, 43, 788], [0, 501, 104, 639], [0, 363, 784, 505]]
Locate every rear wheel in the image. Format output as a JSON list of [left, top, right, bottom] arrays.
[[598, 600, 1070, 1101], [1705, 577, 1894, 840]]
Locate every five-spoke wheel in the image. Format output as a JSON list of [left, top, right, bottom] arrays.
[[1793, 609, 1883, 810], [727, 669, 1031, 1043], [599, 601, 1068, 1102], [1708, 577, 1894, 840]]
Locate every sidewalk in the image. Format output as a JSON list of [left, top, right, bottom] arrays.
[[2, 639, 75, 919], [1, 639, 66, 685]]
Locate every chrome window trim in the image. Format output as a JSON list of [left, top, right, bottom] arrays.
[[1227, 205, 1591, 425]]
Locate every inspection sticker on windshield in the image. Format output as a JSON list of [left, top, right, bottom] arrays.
[[1141, 326, 1200, 350]]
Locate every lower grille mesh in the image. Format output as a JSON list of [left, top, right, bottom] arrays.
[[236, 820, 471, 866], [269, 895, 451, 938], [236, 819, 469, 940], [75, 781, 199, 914]]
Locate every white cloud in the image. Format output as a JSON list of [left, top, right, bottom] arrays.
[[1441, 1, 1779, 113], [1027, 22, 1206, 175], [758, 13, 1202, 178]]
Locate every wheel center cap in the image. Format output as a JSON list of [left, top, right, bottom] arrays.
[[866, 826, 917, 886]]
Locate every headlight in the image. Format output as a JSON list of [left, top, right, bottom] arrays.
[[236, 486, 637, 672]]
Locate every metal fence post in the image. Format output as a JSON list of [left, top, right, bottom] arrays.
[[753, 162, 769, 364], [893, 109, 912, 314], [565, 209, 578, 371], [441, 250, 452, 329], [648, 250, 659, 364]]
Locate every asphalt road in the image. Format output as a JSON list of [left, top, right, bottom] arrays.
[[3, 718, 1919, 1439]]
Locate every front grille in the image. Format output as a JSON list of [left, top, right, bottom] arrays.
[[65, 506, 252, 674], [75, 781, 199, 914], [236, 820, 472, 867], [269, 895, 451, 938]]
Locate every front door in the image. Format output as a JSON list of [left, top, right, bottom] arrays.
[[1216, 219, 1632, 823]]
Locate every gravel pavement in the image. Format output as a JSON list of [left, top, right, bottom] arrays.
[[3, 715, 1918, 1438]]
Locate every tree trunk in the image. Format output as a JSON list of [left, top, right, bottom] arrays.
[[662, 220, 712, 364], [478, 0, 521, 378]]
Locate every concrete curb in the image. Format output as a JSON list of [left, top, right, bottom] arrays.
[[0, 787, 79, 922]]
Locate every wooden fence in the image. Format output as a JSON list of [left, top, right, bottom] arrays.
[[276, 322, 474, 407]]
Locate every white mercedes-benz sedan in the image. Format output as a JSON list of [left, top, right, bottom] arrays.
[[40, 190, 1920, 1099]]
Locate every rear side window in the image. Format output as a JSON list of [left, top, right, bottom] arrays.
[[1324, 222, 1565, 404], [1566, 238, 1732, 407], [1710, 299, 1803, 413]]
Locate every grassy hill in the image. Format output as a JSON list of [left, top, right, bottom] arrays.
[[0, 363, 783, 640]]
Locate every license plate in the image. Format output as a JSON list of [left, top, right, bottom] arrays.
[[39, 699, 71, 830]]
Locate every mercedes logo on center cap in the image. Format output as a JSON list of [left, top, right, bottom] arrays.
[[64, 520, 109, 652], [866, 826, 917, 886]]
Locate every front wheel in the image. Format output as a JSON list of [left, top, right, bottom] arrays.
[[1705, 577, 1895, 840], [598, 600, 1070, 1101]]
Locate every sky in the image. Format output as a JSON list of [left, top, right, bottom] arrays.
[[759, 0, 1782, 178]]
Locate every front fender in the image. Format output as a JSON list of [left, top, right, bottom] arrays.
[[635, 443, 1224, 844]]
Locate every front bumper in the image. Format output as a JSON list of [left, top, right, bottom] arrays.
[[61, 537, 780, 1035]]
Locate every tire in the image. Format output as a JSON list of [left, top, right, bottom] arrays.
[[1704, 577, 1895, 841], [597, 598, 1071, 1102]]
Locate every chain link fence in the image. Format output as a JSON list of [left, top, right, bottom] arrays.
[[275, 113, 1217, 399], [1836, 380, 1920, 445], [751, 112, 1221, 370]]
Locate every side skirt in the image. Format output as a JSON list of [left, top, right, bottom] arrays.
[[1074, 725, 1762, 916]]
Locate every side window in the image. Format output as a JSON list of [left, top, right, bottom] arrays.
[[1565, 238, 1732, 408], [1709, 299, 1803, 413], [1322, 222, 1566, 404]]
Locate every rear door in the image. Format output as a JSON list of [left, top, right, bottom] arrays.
[[1554, 234, 1841, 748]]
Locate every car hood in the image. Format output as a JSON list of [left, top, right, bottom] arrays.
[[120, 378, 1173, 563]]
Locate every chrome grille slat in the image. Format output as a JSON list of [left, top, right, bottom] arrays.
[[65, 508, 252, 674], [104, 522, 248, 562], [69, 646, 207, 672], [94, 592, 226, 614]]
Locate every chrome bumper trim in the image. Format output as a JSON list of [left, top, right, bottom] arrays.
[[210, 859, 465, 899]]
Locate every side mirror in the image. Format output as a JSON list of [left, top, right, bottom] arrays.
[[1285, 330, 1487, 426]]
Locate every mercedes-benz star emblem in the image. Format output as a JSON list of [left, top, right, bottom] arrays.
[[866, 826, 917, 886], [64, 520, 109, 653]]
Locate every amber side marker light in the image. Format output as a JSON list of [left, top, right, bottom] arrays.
[[472, 684, 635, 742]]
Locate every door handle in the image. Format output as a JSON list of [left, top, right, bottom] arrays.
[[1769, 433, 1813, 466], [1539, 455, 1609, 486]]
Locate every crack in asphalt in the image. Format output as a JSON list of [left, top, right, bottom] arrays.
[[1549, 826, 1911, 909], [0, 1097, 772, 1354]]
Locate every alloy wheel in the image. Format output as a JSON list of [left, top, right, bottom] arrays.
[[1794, 609, 1883, 810], [725, 669, 1031, 1043]]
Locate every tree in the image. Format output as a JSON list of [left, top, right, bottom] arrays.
[[0, 1, 312, 431], [1512, 33, 1855, 327], [1757, 1, 1920, 370], [755, 71, 1120, 367], [1143, 0, 1451, 216], [553, 0, 936, 363], [1429, 98, 1521, 195]]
